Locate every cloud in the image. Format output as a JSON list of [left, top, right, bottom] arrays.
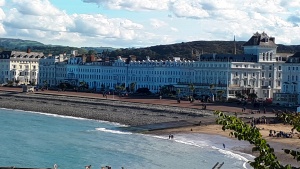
[[170, 1, 209, 19], [1, 0, 300, 48], [82, 0, 169, 11], [4, 8, 73, 32], [150, 19, 167, 28], [11, 0, 62, 16], [69, 14, 143, 40], [0, 0, 5, 7], [1, 0, 147, 47], [170, 27, 178, 32]]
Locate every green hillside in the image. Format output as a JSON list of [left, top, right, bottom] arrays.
[[0, 38, 299, 60]]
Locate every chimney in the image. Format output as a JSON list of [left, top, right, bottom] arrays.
[[270, 37, 275, 43], [27, 47, 31, 53]]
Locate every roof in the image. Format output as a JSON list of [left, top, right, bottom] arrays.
[[286, 52, 300, 63], [243, 32, 277, 48], [200, 53, 258, 62], [0, 50, 44, 59]]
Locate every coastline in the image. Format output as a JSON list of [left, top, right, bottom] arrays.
[[0, 88, 300, 167]]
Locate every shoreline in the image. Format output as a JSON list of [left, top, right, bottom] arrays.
[[1, 89, 300, 167]]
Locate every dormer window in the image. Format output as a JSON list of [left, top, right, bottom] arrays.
[[265, 38, 269, 42]]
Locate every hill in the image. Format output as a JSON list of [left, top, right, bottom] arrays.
[[0, 38, 299, 60], [0, 38, 115, 55], [108, 41, 300, 61]]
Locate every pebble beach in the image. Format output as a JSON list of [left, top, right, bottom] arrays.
[[0, 90, 214, 127]]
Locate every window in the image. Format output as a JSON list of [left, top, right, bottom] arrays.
[[262, 65, 265, 70], [252, 73, 255, 77], [278, 73, 281, 78], [262, 72, 265, 77], [244, 72, 247, 76], [269, 73, 272, 77], [278, 66, 281, 70], [269, 65, 272, 70]]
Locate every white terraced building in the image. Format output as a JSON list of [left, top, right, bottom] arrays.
[[274, 52, 300, 106], [38, 32, 289, 99], [0, 48, 44, 85]]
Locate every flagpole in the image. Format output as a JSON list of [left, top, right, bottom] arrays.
[[226, 57, 230, 100]]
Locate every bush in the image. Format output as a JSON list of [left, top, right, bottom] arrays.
[[136, 88, 151, 95]]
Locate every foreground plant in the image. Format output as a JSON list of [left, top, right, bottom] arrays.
[[214, 111, 296, 169]]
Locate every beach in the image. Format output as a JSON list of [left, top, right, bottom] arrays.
[[0, 87, 299, 167]]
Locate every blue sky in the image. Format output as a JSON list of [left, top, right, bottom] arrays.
[[0, 0, 299, 48]]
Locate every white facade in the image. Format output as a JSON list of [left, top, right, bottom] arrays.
[[275, 53, 300, 106], [38, 54, 67, 87], [0, 50, 44, 85], [37, 32, 287, 99]]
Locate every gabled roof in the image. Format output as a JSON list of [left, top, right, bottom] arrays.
[[243, 32, 277, 48]]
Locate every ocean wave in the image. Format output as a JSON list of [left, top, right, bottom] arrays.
[[95, 127, 133, 135], [0, 108, 128, 127], [149, 133, 254, 169]]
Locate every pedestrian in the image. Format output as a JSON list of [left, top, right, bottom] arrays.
[[264, 107, 266, 114]]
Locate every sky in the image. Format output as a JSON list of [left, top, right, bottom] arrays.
[[0, 0, 299, 48]]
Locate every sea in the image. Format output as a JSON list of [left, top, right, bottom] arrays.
[[0, 108, 254, 169]]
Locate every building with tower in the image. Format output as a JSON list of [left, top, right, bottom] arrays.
[[37, 32, 289, 100]]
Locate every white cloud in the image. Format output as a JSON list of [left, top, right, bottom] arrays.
[[0, 0, 5, 7], [0, 0, 299, 47], [69, 14, 143, 41], [11, 0, 62, 16], [82, 0, 169, 11], [170, 1, 209, 19], [150, 19, 167, 28], [4, 8, 73, 32], [170, 27, 178, 32]]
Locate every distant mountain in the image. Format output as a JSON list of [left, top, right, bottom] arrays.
[[0, 38, 115, 55], [0, 38, 44, 49]]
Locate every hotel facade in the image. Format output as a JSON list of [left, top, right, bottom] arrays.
[[0, 48, 44, 85], [37, 32, 291, 101]]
